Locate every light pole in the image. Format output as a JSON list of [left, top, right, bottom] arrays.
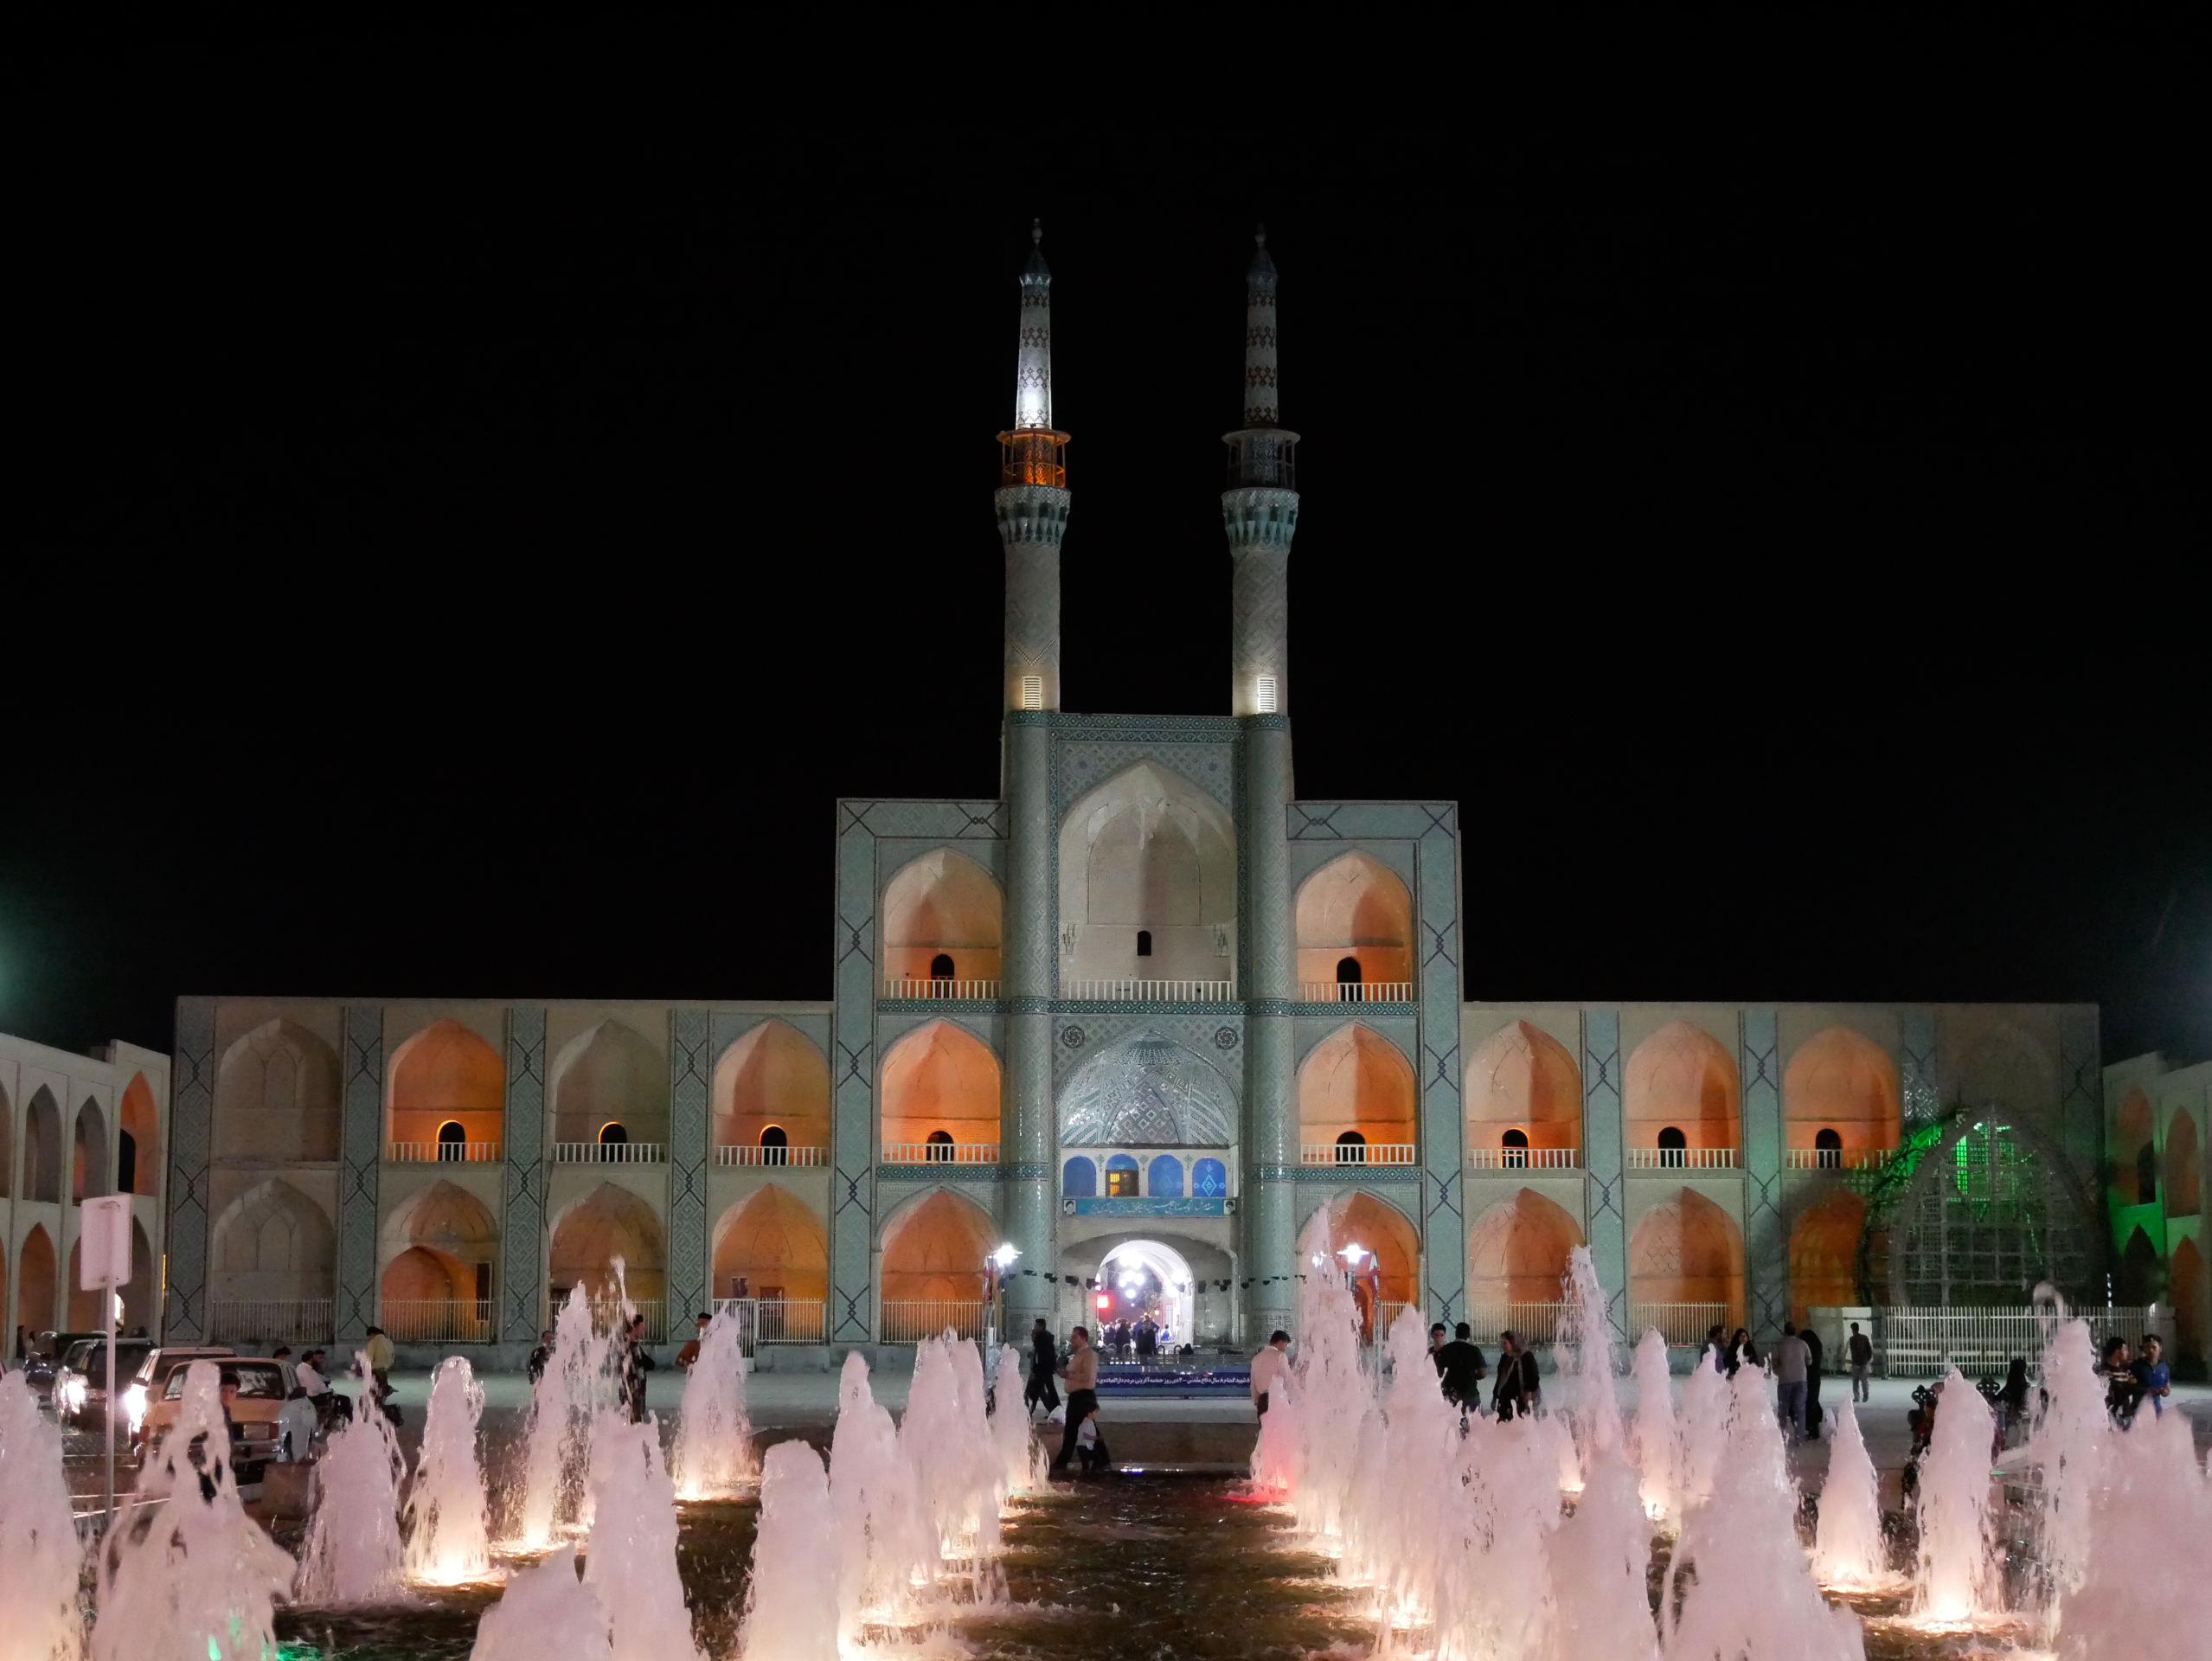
[[988, 1242, 1020, 1345]]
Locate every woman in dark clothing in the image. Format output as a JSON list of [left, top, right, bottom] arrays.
[[1726, 1328, 1759, 1377], [1025, 1318, 1061, 1416], [2098, 1337, 2141, 1427]]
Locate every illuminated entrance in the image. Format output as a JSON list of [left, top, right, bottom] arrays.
[[1094, 1238, 1196, 1350]]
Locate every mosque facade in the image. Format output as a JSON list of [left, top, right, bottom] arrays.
[[136, 233, 2208, 1372]]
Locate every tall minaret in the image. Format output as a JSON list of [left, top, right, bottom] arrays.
[[997, 220, 1066, 1330], [1227, 228, 1301, 1343]]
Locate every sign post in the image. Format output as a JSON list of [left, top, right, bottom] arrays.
[[80, 1195, 132, 1536]]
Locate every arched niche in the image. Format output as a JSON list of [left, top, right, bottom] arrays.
[[22, 1087, 62, 1202], [122, 1219, 155, 1334], [1465, 1188, 1584, 1309], [1465, 1021, 1581, 1153], [0, 1082, 12, 1197], [878, 1187, 995, 1304], [211, 1179, 337, 1302], [2170, 1236, 2204, 1368], [2164, 1111, 2201, 1218], [66, 1238, 108, 1329], [548, 1182, 665, 1306], [380, 1179, 499, 1305], [1057, 1031, 1235, 1147], [392, 1020, 508, 1150], [1625, 1022, 1740, 1153], [1311, 1190, 1421, 1322], [551, 1020, 666, 1150], [16, 1225, 55, 1332], [1294, 852, 1413, 989], [1298, 1025, 1415, 1151], [1787, 1189, 1867, 1325], [713, 1021, 830, 1152], [1628, 1188, 1744, 1312], [880, 1021, 1000, 1151], [215, 1019, 342, 1162], [119, 1073, 160, 1196], [1784, 1027, 1899, 1155], [712, 1184, 828, 1303], [1057, 761, 1236, 984], [882, 850, 1003, 984], [73, 1098, 110, 1202], [2117, 1224, 2160, 1306], [2114, 1088, 2156, 1207]]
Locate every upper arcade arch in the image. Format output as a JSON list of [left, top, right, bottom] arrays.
[[73, 1098, 110, 1202], [880, 1020, 1001, 1154], [1625, 1022, 1740, 1154], [22, 1087, 62, 1202], [2114, 1088, 2156, 1207], [1294, 852, 1413, 993], [882, 850, 1003, 987], [1058, 761, 1236, 986], [1465, 1021, 1581, 1155], [119, 1072, 160, 1196], [1784, 1026, 1899, 1157], [1298, 1025, 1415, 1156], [713, 1020, 830, 1154], [550, 1020, 666, 1150], [216, 1019, 342, 1162]]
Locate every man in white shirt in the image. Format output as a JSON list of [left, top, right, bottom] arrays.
[[292, 1352, 330, 1399], [1249, 1329, 1292, 1420]]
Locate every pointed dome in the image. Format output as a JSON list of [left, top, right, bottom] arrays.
[[1023, 218, 1050, 285], [1247, 224, 1276, 287]]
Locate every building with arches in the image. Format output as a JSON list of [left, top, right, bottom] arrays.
[[150, 231, 2196, 1370]]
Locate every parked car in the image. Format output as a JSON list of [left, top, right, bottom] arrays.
[[55, 1337, 157, 1431], [22, 1332, 104, 1407], [137, 1356, 293, 1491], [122, 1344, 236, 1456]]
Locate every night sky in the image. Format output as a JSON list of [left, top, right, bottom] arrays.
[[10, 77, 2204, 1068]]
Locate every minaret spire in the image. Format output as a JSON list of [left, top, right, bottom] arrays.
[[1222, 225, 1299, 715], [1015, 218, 1053, 430], [996, 220, 1071, 712], [1243, 224, 1279, 426]]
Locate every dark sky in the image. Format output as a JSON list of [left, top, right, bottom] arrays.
[[10, 68, 2206, 1067]]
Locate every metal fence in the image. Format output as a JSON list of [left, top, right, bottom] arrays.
[[1875, 1305, 2159, 1377], [707, 1297, 828, 1353], [1464, 1301, 1572, 1346], [379, 1299, 497, 1344], [1627, 1301, 1741, 1348], [207, 1299, 333, 1344], [879, 1300, 991, 1344]]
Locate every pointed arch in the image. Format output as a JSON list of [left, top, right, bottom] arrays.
[[22, 1087, 62, 1202], [878, 1187, 995, 1303], [391, 1019, 508, 1149], [549, 1020, 664, 1148], [122, 1218, 155, 1334], [216, 1018, 342, 1161], [1625, 1021, 1740, 1153], [713, 1020, 830, 1152], [712, 1184, 828, 1303], [547, 1182, 665, 1305], [882, 849, 1003, 984], [1787, 1189, 1868, 1325], [2113, 1087, 2156, 1207], [1629, 1189, 1745, 1311], [1295, 851, 1412, 988], [381, 1178, 498, 1263], [1784, 1026, 1899, 1155], [1298, 1024, 1416, 1150], [1465, 1188, 1584, 1307], [2168, 1236, 2204, 1368], [1057, 1030, 1236, 1146], [119, 1072, 160, 1196], [2164, 1110, 2201, 1218], [1955, 1020, 2057, 1118], [210, 1178, 337, 1302], [1465, 1020, 1581, 1153], [880, 1020, 1001, 1150], [1308, 1190, 1421, 1315], [16, 1224, 55, 1333], [1879, 1111, 2103, 1307], [0, 1081, 12, 1197], [73, 1097, 110, 1202], [1057, 760, 1237, 983]]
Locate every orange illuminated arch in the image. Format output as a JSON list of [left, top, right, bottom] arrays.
[[1465, 1021, 1581, 1153], [17, 1224, 55, 1333], [1465, 1188, 1583, 1307], [389, 1020, 504, 1148], [548, 1183, 664, 1305], [2164, 1112, 2201, 1218], [119, 1073, 161, 1196], [713, 1184, 828, 1303], [1628, 1189, 1744, 1312], [1625, 1022, 1740, 1153], [1784, 1027, 1899, 1155], [713, 1021, 830, 1151], [880, 1021, 1001, 1149], [2169, 1237, 2204, 1367], [1298, 1025, 1415, 1149], [882, 850, 1003, 984], [1313, 1191, 1421, 1328], [1787, 1189, 1867, 1325], [1294, 852, 1413, 988], [879, 1188, 995, 1303]]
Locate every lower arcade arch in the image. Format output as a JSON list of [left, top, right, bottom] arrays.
[[1787, 1189, 1868, 1326], [712, 1184, 828, 1305], [1627, 1189, 1745, 1318], [1465, 1188, 1584, 1313], [1305, 1190, 1420, 1338], [548, 1183, 665, 1308], [878, 1188, 994, 1305]]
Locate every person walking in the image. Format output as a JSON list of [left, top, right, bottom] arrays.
[[1026, 1318, 1061, 1417], [1249, 1329, 1291, 1421], [1493, 1332, 1536, 1421], [1433, 1322, 1486, 1415], [676, 1313, 710, 1372], [1801, 1320, 1825, 1436], [1847, 1321, 1873, 1402], [362, 1324, 395, 1400], [1773, 1324, 1810, 1443], [1051, 1326, 1101, 1472]]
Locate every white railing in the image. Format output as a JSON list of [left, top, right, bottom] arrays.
[[715, 1144, 827, 1167], [386, 1141, 502, 1164], [879, 1300, 991, 1344], [1626, 1146, 1740, 1170], [882, 978, 1000, 1000], [575, 1297, 667, 1345], [552, 1142, 666, 1164], [1298, 981, 1414, 1004], [1466, 1146, 1582, 1170], [1628, 1301, 1741, 1347], [1064, 978, 1234, 1003], [378, 1299, 497, 1344], [708, 1297, 827, 1351], [882, 1141, 999, 1164], [1876, 1305, 2157, 1378], [207, 1299, 334, 1344], [1301, 1144, 1419, 1166], [1370, 1301, 1418, 1344], [1464, 1301, 1571, 1346], [1785, 1146, 1899, 1171]]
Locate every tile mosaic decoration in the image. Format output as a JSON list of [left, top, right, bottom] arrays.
[[163, 997, 217, 1342], [1741, 1009, 1786, 1337], [337, 1007, 383, 1341], [668, 1009, 710, 1325], [1580, 1010, 1627, 1335], [500, 1008, 547, 1341]]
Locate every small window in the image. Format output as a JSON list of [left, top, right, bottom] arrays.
[[1657, 1126, 1687, 1167], [1337, 957, 1362, 1001], [1106, 1165, 1140, 1197], [925, 1129, 956, 1162], [118, 1130, 138, 1194], [599, 1123, 629, 1158], [929, 952, 956, 980], [1019, 674, 1043, 710], [1815, 1127, 1843, 1170], [2136, 1143, 2158, 1205], [438, 1121, 467, 1160], [1502, 1127, 1529, 1169], [1255, 674, 1278, 714], [1336, 1130, 1368, 1165], [1136, 930, 1153, 958], [761, 1126, 789, 1165]]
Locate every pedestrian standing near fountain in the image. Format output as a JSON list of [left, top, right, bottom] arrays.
[[1432, 1322, 1485, 1417], [621, 1312, 655, 1422], [1493, 1331, 1536, 1421], [1801, 1318, 1825, 1434], [2130, 1334, 2170, 1420], [675, 1312, 708, 1372], [1026, 1317, 1060, 1417], [1248, 1328, 1291, 1420], [1847, 1320, 1873, 1401], [1049, 1324, 1100, 1472], [527, 1327, 554, 1384], [1773, 1323, 1810, 1443]]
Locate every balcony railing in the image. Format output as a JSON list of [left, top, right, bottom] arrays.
[[1626, 1146, 1740, 1170], [882, 1141, 999, 1164], [879, 1300, 991, 1344], [1785, 1146, 1899, 1171], [1301, 1143, 1418, 1166], [1466, 1146, 1582, 1170], [379, 1299, 497, 1344], [571, 1298, 666, 1345], [715, 1144, 827, 1168], [1064, 978, 1234, 1002], [207, 1299, 334, 1344], [387, 1141, 502, 1164], [553, 1142, 666, 1164], [708, 1297, 828, 1351], [1298, 981, 1414, 1004], [883, 978, 1000, 1000], [1628, 1301, 1742, 1347]]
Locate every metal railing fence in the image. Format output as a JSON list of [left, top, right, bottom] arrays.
[[207, 1299, 334, 1344], [881, 1141, 999, 1164], [878, 1300, 991, 1344], [386, 1141, 502, 1164], [1063, 978, 1234, 1003], [1300, 1143, 1419, 1166], [715, 1144, 827, 1167], [1625, 1147, 1741, 1170], [1298, 981, 1414, 1004], [1627, 1301, 1741, 1348], [707, 1297, 828, 1353], [882, 978, 1000, 1000], [552, 1142, 666, 1164], [1875, 1305, 2158, 1377], [378, 1299, 497, 1344], [1465, 1146, 1582, 1170], [1463, 1301, 1571, 1347]]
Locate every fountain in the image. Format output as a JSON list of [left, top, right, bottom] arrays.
[[92, 1359, 297, 1661], [1554, 1245, 1625, 1478], [827, 1350, 938, 1640], [298, 1350, 409, 1605], [581, 1412, 706, 1661], [467, 1546, 612, 1661], [1910, 1366, 1994, 1624], [1545, 1449, 1659, 1661], [2055, 1406, 2212, 1654], [740, 1440, 841, 1660], [0, 1369, 84, 1661], [1811, 1398, 1893, 1590], [901, 1331, 1003, 1566], [407, 1355, 493, 1585], [988, 1344, 1048, 1493], [1671, 1351, 1728, 1514], [1630, 1327, 1677, 1523], [2028, 1315, 2106, 1601], [670, 1305, 756, 1499], [516, 1280, 623, 1546]]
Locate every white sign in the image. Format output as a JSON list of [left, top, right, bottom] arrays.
[[80, 1195, 132, 1289]]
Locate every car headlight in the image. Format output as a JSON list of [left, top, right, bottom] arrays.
[[123, 1384, 148, 1430], [60, 1376, 87, 1413]]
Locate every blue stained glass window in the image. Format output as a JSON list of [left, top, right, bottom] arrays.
[[1148, 1155, 1184, 1197], [1193, 1158, 1228, 1197], [1061, 1156, 1097, 1197]]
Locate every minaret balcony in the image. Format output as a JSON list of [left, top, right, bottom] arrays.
[[998, 428, 1068, 488]]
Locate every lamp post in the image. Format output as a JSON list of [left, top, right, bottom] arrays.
[[988, 1242, 1019, 1345]]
